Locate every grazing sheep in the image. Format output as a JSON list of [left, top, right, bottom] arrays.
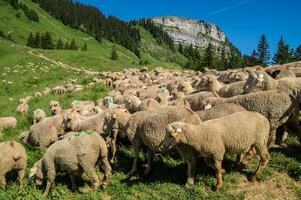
[[0, 141, 27, 187], [128, 106, 202, 186], [33, 109, 46, 124], [202, 90, 297, 146], [16, 98, 29, 114], [22, 115, 65, 149], [196, 103, 246, 121], [0, 117, 17, 130], [29, 131, 111, 196], [166, 111, 270, 190]]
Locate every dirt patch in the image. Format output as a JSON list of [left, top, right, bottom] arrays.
[[230, 173, 301, 200]]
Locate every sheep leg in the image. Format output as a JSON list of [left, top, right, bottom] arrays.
[[214, 160, 223, 192], [204, 157, 226, 179], [143, 148, 152, 175], [100, 156, 112, 189], [69, 173, 76, 192], [237, 147, 257, 171], [0, 174, 6, 187], [18, 169, 25, 186], [129, 137, 142, 176], [176, 144, 196, 187], [43, 157, 56, 196], [81, 164, 100, 192], [249, 146, 270, 182], [268, 128, 277, 148], [110, 129, 118, 164]]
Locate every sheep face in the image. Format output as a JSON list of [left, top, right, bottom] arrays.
[[166, 123, 186, 144], [29, 160, 44, 186], [243, 72, 264, 93], [103, 112, 117, 136], [62, 112, 76, 132], [19, 131, 29, 144]]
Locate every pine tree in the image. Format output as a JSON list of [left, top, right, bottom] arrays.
[[178, 43, 184, 54], [27, 32, 34, 47], [33, 32, 41, 48], [41, 32, 54, 49], [295, 45, 301, 61], [218, 47, 228, 70], [64, 41, 70, 50], [56, 38, 64, 50], [257, 34, 270, 66], [81, 42, 87, 51], [273, 36, 291, 64], [203, 43, 216, 69], [111, 45, 118, 60], [69, 39, 78, 50]]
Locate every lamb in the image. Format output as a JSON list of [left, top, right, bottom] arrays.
[[21, 115, 65, 149], [16, 98, 29, 114], [128, 106, 202, 186], [33, 109, 46, 124], [0, 141, 27, 187], [166, 111, 270, 190], [202, 90, 297, 146], [103, 109, 132, 163], [0, 117, 17, 130], [196, 103, 246, 121], [29, 131, 111, 196]]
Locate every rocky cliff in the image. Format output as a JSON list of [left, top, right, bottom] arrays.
[[152, 16, 228, 50]]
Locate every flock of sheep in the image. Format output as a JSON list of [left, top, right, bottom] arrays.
[[1, 60, 301, 196]]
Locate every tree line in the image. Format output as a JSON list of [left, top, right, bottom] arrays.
[[31, 0, 140, 56], [8, 0, 39, 22], [26, 32, 87, 51]]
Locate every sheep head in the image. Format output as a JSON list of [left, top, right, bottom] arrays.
[[166, 123, 186, 144], [29, 159, 44, 186]]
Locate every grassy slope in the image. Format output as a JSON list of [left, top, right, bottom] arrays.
[[1, 1, 301, 200]]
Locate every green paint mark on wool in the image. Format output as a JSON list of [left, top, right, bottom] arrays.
[[159, 87, 168, 94], [67, 130, 94, 141]]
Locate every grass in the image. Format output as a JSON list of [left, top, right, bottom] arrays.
[[1, 1, 301, 199]]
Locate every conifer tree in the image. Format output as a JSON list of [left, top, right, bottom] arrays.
[[69, 39, 78, 50], [56, 38, 64, 50], [203, 43, 216, 69], [64, 41, 70, 50], [41, 32, 54, 49], [111, 45, 118, 60], [82, 42, 87, 51], [27, 32, 34, 47], [295, 45, 301, 61], [273, 36, 291, 64], [257, 34, 270, 66], [33, 32, 41, 48]]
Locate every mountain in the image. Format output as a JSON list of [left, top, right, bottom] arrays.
[[152, 16, 229, 51]]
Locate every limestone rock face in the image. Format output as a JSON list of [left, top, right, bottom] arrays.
[[152, 16, 228, 50]]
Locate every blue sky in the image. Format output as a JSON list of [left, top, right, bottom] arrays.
[[78, 0, 301, 56]]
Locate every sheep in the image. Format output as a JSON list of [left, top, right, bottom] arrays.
[[137, 85, 160, 100], [138, 98, 161, 112], [29, 131, 111, 196], [185, 91, 217, 111], [196, 103, 246, 121], [21, 115, 65, 149], [125, 95, 142, 113], [63, 110, 110, 135], [128, 106, 202, 186], [202, 90, 297, 146], [16, 98, 29, 114], [33, 109, 46, 124], [51, 86, 67, 94], [0, 117, 17, 130], [244, 72, 301, 101], [0, 141, 27, 187], [166, 111, 270, 191], [103, 109, 131, 163]]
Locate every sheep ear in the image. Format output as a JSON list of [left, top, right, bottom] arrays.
[[170, 131, 178, 138], [29, 167, 38, 178], [112, 114, 117, 119], [205, 104, 212, 110], [176, 128, 182, 133]]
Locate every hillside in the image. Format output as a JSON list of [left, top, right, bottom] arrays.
[[0, 0, 182, 71]]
